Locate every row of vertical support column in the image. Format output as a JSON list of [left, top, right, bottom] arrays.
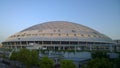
[[2, 41, 115, 52]]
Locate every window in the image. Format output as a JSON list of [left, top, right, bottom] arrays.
[[17, 35, 20, 37], [58, 30, 60, 32], [72, 30, 76, 32], [32, 34, 37, 36], [51, 33, 53, 36], [94, 35, 96, 37], [93, 32, 98, 34], [54, 27, 57, 28], [59, 34, 61, 36], [39, 30, 42, 32], [66, 34, 69, 36], [88, 35, 90, 37], [27, 34, 31, 36], [21, 34, 25, 37], [74, 34, 76, 36], [42, 34, 45, 36], [99, 36, 101, 38], [53, 30, 56, 32], [81, 34, 84, 36]]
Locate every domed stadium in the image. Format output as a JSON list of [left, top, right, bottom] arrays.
[[2, 21, 115, 51]]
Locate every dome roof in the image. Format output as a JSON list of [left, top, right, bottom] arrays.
[[22, 21, 97, 32], [5, 21, 113, 43]]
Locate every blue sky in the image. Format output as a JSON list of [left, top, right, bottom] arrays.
[[0, 0, 120, 43]]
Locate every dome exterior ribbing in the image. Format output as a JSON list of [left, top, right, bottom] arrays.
[[4, 21, 113, 43]]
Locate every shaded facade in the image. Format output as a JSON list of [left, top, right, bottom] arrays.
[[113, 40, 120, 52], [2, 21, 116, 51]]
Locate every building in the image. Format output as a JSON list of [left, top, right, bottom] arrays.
[[113, 40, 120, 52], [0, 44, 2, 48], [114, 40, 120, 44], [2, 21, 116, 51]]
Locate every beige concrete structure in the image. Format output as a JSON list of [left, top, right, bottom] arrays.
[[0, 44, 2, 48], [2, 21, 115, 51]]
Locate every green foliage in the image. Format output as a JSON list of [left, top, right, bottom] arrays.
[[112, 57, 120, 68], [9, 52, 18, 60], [39, 56, 54, 68], [82, 58, 113, 68], [60, 60, 76, 68], [92, 51, 108, 59], [30, 50, 39, 65], [10, 48, 39, 68], [18, 48, 31, 64], [0, 54, 6, 58]]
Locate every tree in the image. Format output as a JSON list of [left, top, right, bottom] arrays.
[[92, 51, 108, 59], [10, 48, 39, 68], [9, 52, 18, 60], [18, 48, 31, 67], [82, 58, 113, 68], [30, 49, 39, 65], [39, 56, 54, 68], [60, 60, 76, 68], [113, 55, 120, 68]]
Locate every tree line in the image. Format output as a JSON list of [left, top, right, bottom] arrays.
[[10, 48, 76, 68], [9, 49, 120, 68]]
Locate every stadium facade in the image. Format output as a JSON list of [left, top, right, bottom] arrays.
[[2, 21, 118, 51]]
